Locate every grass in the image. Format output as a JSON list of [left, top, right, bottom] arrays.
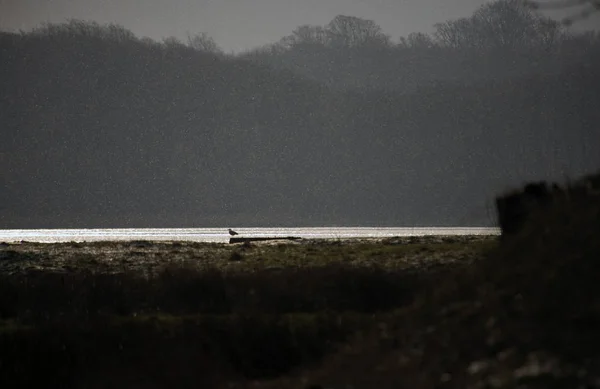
[[0, 264, 426, 319], [257, 180, 600, 389], [0, 235, 496, 275], [0, 235, 494, 388], [6, 208, 600, 389]]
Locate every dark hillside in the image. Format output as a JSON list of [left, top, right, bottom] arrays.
[[1, 16, 599, 228]]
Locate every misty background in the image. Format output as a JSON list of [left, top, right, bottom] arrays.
[[1, 0, 599, 228], [2, 0, 599, 53]]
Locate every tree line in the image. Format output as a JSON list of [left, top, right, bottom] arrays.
[[1, 0, 599, 228]]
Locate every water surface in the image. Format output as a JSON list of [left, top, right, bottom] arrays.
[[0, 227, 500, 243]]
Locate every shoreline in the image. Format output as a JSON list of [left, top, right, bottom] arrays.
[[0, 234, 498, 276], [0, 232, 499, 244], [0, 227, 500, 244]]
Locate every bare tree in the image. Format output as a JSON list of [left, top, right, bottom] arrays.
[[274, 15, 391, 51], [398, 32, 437, 49], [162, 36, 185, 47], [325, 15, 391, 48], [434, 18, 481, 48], [474, 0, 558, 47], [278, 24, 329, 48], [28, 19, 137, 42], [186, 32, 222, 54], [434, 0, 562, 49]]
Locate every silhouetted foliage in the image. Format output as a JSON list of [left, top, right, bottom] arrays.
[[495, 171, 600, 237], [0, 256, 452, 386]]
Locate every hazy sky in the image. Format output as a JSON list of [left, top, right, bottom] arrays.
[[0, 0, 598, 52]]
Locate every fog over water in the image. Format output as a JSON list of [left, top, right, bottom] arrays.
[[0, 227, 500, 243]]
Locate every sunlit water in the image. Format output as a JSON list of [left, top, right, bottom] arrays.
[[0, 227, 500, 243]]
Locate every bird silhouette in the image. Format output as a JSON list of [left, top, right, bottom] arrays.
[[228, 228, 239, 236]]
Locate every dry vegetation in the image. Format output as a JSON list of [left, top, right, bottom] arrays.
[[0, 235, 495, 388], [1, 188, 599, 389], [0, 235, 491, 275]]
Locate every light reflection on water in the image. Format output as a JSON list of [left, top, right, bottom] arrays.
[[0, 227, 500, 243]]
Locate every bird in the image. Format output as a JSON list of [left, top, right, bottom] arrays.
[[228, 228, 239, 236]]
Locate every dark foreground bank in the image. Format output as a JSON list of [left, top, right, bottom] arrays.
[[0, 236, 493, 388], [0, 200, 598, 389]]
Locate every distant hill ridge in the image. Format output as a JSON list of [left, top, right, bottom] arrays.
[[1, 14, 599, 228]]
